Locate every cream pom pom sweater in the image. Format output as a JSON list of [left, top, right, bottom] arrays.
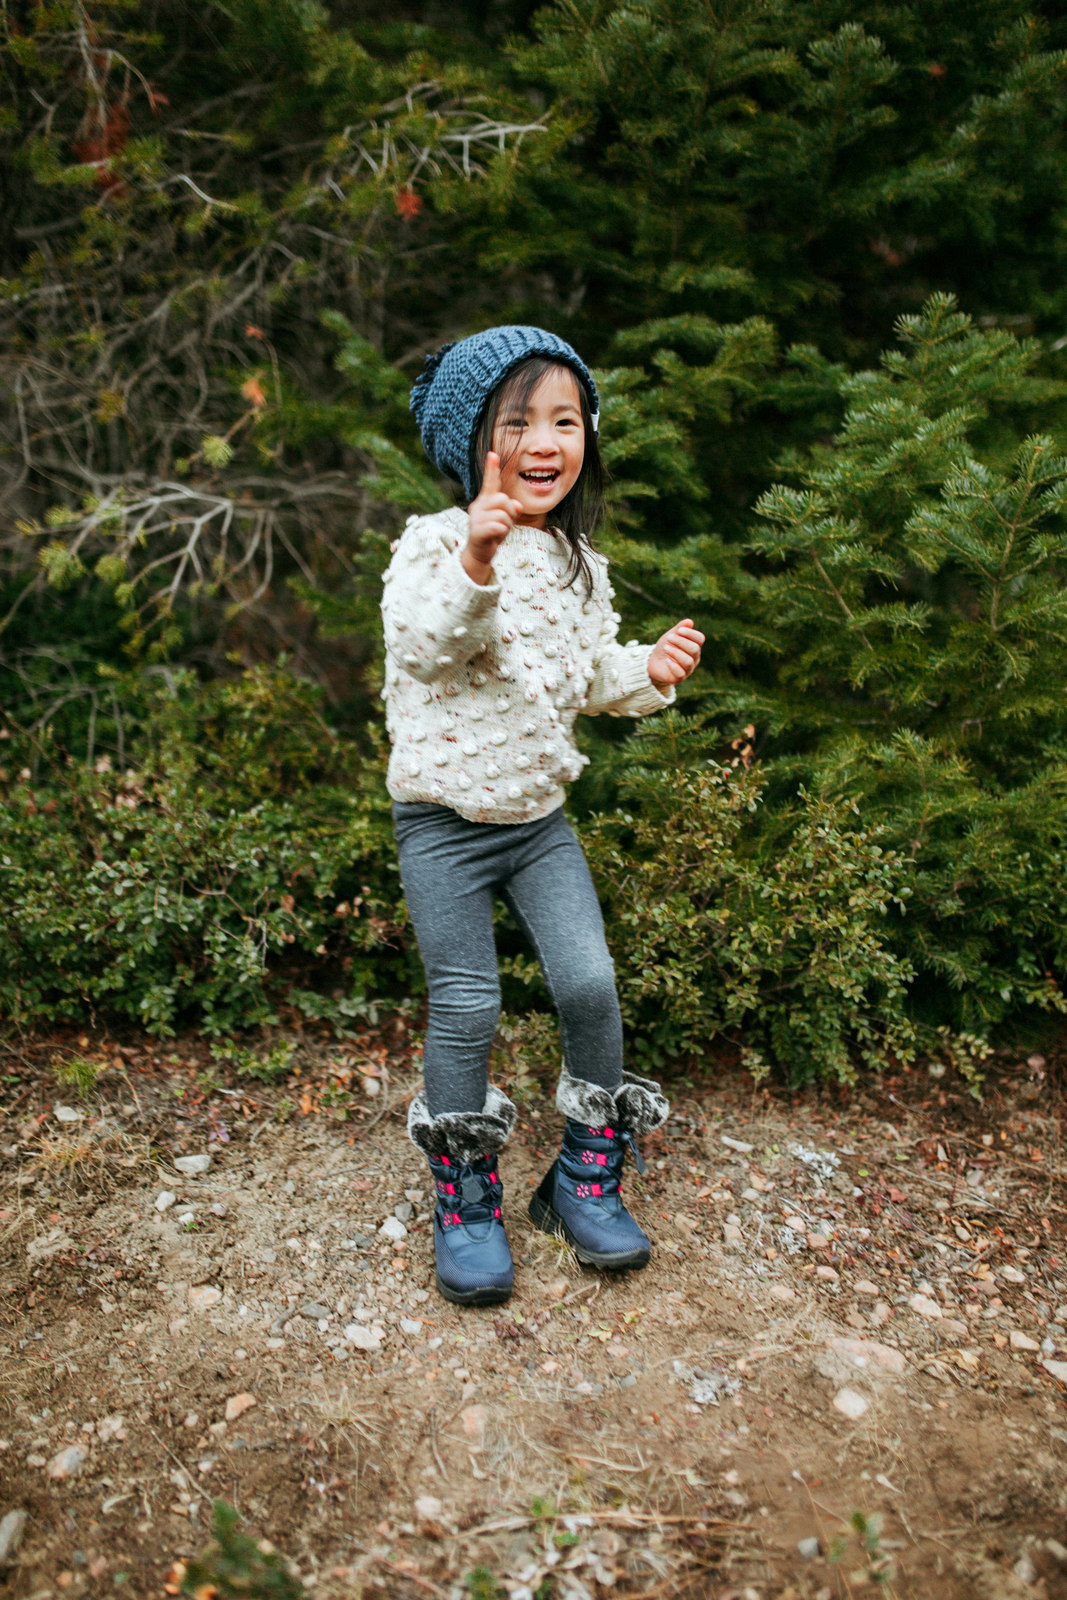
[[381, 507, 673, 824]]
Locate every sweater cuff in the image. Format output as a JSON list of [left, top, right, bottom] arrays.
[[438, 546, 501, 619], [617, 643, 677, 715]]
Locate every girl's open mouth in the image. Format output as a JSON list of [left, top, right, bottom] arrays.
[[519, 469, 560, 485]]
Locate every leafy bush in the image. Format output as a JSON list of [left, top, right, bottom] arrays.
[[583, 718, 917, 1084], [0, 669, 412, 1036]]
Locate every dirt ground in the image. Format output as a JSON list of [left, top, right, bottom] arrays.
[[1, 1020, 1065, 1600]]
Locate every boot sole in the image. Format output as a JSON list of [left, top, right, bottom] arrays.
[[528, 1193, 650, 1271], [435, 1270, 513, 1307]]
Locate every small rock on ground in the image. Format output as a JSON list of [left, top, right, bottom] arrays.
[[345, 1323, 384, 1352], [188, 1285, 221, 1311], [832, 1387, 869, 1419], [45, 1446, 85, 1481], [174, 1153, 212, 1175], [0, 1510, 28, 1563]]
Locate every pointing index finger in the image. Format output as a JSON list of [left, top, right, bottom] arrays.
[[482, 451, 502, 497]]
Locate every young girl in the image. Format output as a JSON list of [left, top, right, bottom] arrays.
[[382, 326, 703, 1305]]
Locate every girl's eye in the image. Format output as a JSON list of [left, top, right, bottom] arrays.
[[501, 415, 526, 428]]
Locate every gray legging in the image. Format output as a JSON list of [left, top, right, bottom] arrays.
[[393, 801, 624, 1116]]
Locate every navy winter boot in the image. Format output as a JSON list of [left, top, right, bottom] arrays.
[[529, 1068, 669, 1271], [408, 1085, 517, 1307]]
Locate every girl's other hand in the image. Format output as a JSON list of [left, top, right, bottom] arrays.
[[463, 451, 524, 585], [648, 619, 704, 689]]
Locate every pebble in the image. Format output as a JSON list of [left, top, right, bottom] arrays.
[[0, 1509, 28, 1563], [345, 1323, 384, 1352], [1009, 1331, 1040, 1352], [394, 1202, 414, 1223], [619, 1375, 637, 1390], [797, 1536, 820, 1558], [379, 1216, 408, 1242], [722, 1224, 743, 1244], [807, 1233, 830, 1250], [815, 1265, 838, 1281], [155, 1191, 176, 1212], [826, 1337, 906, 1375], [188, 1285, 221, 1312], [832, 1387, 869, 1419], [415, 1496, 443, 1521], [999, 1264, 1026, 1284], [1013, 1553, 1038, 1585], [909, 1294, 942, 1319], [871, 1301, 891, 1325], [1041, 1358, 1067, 1382], [267, 1338, 285, 1350], [404, 1189, 423, 1203], [96, 1415, 125, 1442], [54, 1105, 83, 1123], [783, 1216, 806, 1233], [45, 1445, 85, 1480], [1046, 1538, 1067, 1564], [769, 1285, 796, 1303], [174, 1153, 212, 1175], [461, 1405, 488, 1444], [300, 1303, 331, 1322], [399, 1319, 423, 1336], [224, 1394, 256, 1422]]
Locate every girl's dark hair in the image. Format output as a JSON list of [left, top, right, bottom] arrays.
[[470, 356, 605, 595]]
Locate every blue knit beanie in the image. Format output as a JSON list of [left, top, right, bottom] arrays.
[[409, 325, 599, 500]]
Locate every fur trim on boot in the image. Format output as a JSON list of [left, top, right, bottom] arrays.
[[555, 1068, 668, 1137], [407, 1084, 518, 1163]]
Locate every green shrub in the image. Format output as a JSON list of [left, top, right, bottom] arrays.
[[0, 669, 413, 1036], [180, 1500, 306, 1599], [583, 717, 917, 1085]]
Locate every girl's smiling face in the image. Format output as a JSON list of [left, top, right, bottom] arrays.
[[490, 365, 586, 529]]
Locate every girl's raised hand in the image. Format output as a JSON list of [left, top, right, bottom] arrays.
[[463, 451, 524, 585], [648, 619, 705, 689]]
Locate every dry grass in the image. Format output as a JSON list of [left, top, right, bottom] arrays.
[[29, 1123, 153, 1193]]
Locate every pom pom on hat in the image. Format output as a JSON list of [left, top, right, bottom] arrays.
[[409, 325, 599, 500]]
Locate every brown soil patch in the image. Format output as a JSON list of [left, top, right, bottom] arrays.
[[1, 1026, 1065, 1599]]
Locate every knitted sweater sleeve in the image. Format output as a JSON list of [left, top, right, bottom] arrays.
[[582, 561, 676, 719], [381, 515, 500, 685]]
